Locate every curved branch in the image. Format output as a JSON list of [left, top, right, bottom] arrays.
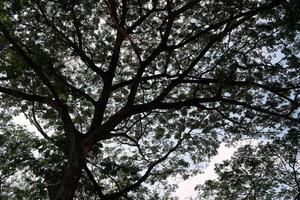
[[126, 15, 175, 106], [23, 103, 52, 141], [115, 133, 150, 162], [83, 163, 106, 200]]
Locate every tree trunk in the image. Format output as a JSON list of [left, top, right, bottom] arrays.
[[55, 145, 84, 200]]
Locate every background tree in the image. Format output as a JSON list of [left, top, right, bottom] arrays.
[[0, 0, 299, 199], [196, 129, 300, 200]]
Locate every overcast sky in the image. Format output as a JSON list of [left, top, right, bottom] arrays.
[[173, 143, 236, 199]]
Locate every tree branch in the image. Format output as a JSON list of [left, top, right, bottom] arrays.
[[47, 64, 96, 105], [220, 97, 300, 123], [126, 14, 175, 106], [35, 2, 105, 78], [83, 163, 106, 200], [0, 85, 52, 104], [0, 21, 60, 101], [172, 0, 201, 16], [23, 103, 53, 141]]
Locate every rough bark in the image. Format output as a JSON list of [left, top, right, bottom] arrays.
[[55, 143, 85, 200]]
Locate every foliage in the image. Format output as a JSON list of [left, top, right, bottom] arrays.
[[196, 129, 300, 200], [0, 0, 299, 199], [0, 122, 61, 200]]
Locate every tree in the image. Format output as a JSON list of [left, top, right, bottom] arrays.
[[0, 0, 299, 199], [196, 129, 300, 200]]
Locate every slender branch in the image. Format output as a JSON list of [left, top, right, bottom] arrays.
[[24, 103, 52, 141], [181, 78, 299, 105], [0, 85, 52, 104], [126, 14, 175, 106], [35, 2, 105, 78], [289, 150, 300, 194], [154, 30, 226, 103], [115, 133, 150, 162], [127, 9, 156, 33], [220, 97, 300, 123], [83, 163, 106, 200], [106, 136, 184, 198], [112, 73, 170, 91], [172, 0, 201, 15], [153, 97, 217, 110], [70, 3, 83, 50]]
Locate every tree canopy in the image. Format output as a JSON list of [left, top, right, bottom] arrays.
[[0, 0, 299, 199]]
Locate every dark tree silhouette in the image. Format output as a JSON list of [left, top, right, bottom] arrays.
[[0, 0, 299, 199]]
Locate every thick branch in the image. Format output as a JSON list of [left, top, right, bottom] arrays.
[[132, 97, 217, 112], [84, 0, 288, 153], [0, 22, 60, 101], [88, 1, 128, 133], [87, 33, 124, 133], [0, 22, 83, 145], [83, 107, 133, 152]]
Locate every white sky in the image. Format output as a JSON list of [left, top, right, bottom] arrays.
[[14, 114, 38, 132], [173, 139, 261, 199], [173, 143, 236, 199]]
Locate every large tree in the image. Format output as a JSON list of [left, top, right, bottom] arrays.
[[0, 0, 299, 199]]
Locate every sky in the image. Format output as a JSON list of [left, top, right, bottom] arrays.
[[14, 114, 38, 133], [173, 138, 262, 199], [173, 143, 236, 199]]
